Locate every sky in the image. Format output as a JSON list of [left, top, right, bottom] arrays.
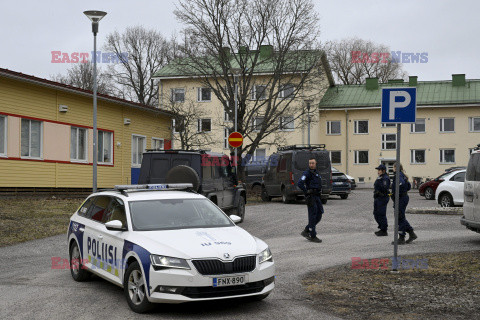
[[1, 0, 479, 82]]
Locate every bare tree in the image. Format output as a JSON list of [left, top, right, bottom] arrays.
[[173, 0, 324, 167], [51, 62, 114, 95], [104, 26, 177, 106], [325, 37, 407, 84]]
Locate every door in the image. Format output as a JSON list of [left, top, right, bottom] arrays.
[[381, 161, 395, 177], [449, 171, 465, 205], [264, 154, 279, 195]]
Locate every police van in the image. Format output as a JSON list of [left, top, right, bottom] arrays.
[[67, 184, 275, 313], [462, 145, 480, 233]]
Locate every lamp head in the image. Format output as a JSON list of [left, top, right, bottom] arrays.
[[83, 10, 107, 22]]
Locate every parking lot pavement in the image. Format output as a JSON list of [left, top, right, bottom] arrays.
[[1, 189, 479, 320]]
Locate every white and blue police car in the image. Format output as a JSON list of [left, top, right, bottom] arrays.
[[67, 184, 275, 313]]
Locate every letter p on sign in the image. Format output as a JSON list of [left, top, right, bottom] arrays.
[[381, 87, 416, 123]]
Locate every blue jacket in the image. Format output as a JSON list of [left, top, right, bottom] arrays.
[[391, 172, 411, 195], [374, 173, 390, 197], [297, 169, 322, 195]]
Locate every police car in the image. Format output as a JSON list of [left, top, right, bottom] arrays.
[[67, 184, 275, 313]]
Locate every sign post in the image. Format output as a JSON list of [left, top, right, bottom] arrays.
[[381, 87, 416, 271]]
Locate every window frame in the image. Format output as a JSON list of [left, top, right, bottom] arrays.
[[440, 118, 455, 133], [354, 150, 369, 165], [353, 120, 369, 135], [469, 117, 480, 132], [20, 119, 43, 159], [97, 130, 113, 165], [381, 133, 397, 150], [197, 87, 212, 102], [279, 116, 294, 131], [223, 128, 231, 149], [70, 126, 88, 163], [279, 83, 295, 99], [410, 118, 426, 133], [132, 134, 146, 167], [329, 150, 341, 165], [326, 120, 341, 135], [410, 149, 426, 164], [253, 117, 264, 132], [151, 137, 164, 150], [440, 148, 456, 164], [0, 115, 7, 157], [251, 85, 267, 100], [197, 118, 212, 133], [381, 123, 396, 128], [171, 88, 185, 103]]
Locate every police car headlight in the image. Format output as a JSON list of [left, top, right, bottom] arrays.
[[258, 247, 273, 264], [150, 255, 190, 270]]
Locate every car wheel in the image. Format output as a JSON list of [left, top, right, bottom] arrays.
[[261, 187, 272, 202], [165, 165, 201, 192], [251, 184, 262, 197], [321, 198, 328, 205], [124, 261, 154, 313], [69, 242, 90, 282], [439, 193, 454, 207], [233, 196, 246, 223], [340, 194, 348, 200], [281, 188, 292, 204], [424, 187, 434, 200]]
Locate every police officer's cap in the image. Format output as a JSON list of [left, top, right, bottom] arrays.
[[375, 164, 387, 171]]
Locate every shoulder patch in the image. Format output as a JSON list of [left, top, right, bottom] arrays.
[[301, 175, 306, 181]]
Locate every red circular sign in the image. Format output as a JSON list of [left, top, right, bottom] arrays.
[[228, 132, 243, 148]]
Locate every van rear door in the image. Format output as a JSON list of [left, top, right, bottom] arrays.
[[465, 153, 480, 222]]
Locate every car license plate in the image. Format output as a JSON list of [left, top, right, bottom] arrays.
[[213, 275, 246, 287], [333, 182, 343, 185]]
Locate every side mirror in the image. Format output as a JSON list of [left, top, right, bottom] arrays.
[[105, 220, 127, 231], [229, 215, 242, 223]]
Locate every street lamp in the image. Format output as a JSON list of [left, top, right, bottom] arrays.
[[84, 10, 107, 192]]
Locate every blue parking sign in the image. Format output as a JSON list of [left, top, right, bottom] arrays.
[[381, 88, 417, 123]]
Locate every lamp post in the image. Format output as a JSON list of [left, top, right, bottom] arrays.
[[306, 101, 311, 145], [84, 10, 107, 192]]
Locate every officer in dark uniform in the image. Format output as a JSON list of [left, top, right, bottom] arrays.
[[373, 164, 390, 236], [297, 157, 323, 243]]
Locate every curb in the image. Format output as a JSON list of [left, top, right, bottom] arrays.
[[407, 207, 463, 215]]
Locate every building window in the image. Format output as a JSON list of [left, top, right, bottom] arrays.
[[330, 151, 341, 165], [132, 135, 146, 167], [354, 150, 368, 164], [279, 84, 295, 99], [152, 138, 164, 150], [70, 127, 87, 161], [21, 119, 42, 158], [0, 116, 6, 156], [381, 123, 396, 128], [410, 118, 426, 133], [440, 118, 455, 132], [381, 133, 396, 150], [469, 117, 480, 132], [279, 116, 294, 131], [251, 85, 266, 100], [172, 119, 184, 133], [171, 88, 185, 103], [223, 128, 231, 149], [197, 87, 211, 102], [197, 118, 212, 133], [411, 149, 425, 164], [253, 117, 264, 131], [98, 131, 113, 164], [440, 149, 455, 164], [326, 121, 341, 135], [255, 148, 266, 161], [354, 120, 368, 134]]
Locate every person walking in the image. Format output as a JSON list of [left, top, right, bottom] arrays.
[[391, 163, 418, 244], [298, 157, 323, 243], [373, 164, 390, 236]]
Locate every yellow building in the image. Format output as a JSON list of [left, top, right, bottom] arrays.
[[318, 75, 480, 187], [0, 68, 173, 190], [154, 46, 334, 159]]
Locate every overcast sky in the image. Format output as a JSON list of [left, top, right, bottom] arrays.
[[1, 0, 478, 82]]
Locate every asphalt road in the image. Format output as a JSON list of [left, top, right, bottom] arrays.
[[1, 189, 480, 320]]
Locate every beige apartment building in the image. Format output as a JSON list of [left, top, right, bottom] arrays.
[[154, 46, 334, 160], [318, 74, 480, 187]]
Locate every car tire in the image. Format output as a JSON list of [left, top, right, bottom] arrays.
[[439, 193, 454, 207], [69, 241, 90, 282], [281, 188, 292, 204], [232, 196, 246, 223], [165, 165, 201, 192], [261, 187, 272, 202], [321, 198, 328, 205], [124, 261, 154, 314], [340, 194, 348, 200], [424, 187, 434, 200]]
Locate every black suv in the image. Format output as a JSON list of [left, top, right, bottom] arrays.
[[138, 150, 247, 222], [261, 145, 332, 204]]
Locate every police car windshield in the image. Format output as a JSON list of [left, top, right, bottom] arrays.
[[129, 199, 234, 231]]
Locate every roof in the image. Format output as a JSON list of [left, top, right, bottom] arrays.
[[0, 68, 175, 117], [319, 79, 480, 108], [154, 50, 335, 86]]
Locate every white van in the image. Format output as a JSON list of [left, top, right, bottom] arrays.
[[461, 146, 480, 233]]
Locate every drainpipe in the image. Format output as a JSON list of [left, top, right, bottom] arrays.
[[345, 109, 349, 175]]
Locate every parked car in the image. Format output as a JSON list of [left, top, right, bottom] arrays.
[[419, 172, 451, 200], [332, 167, 356, 189], [435, 169, 466, 207], [138, 150, 247, 222], [445, 166, 466, 173], [261, 145, 332, 204], [462, 145, 480, 233], [331, 172, 351, 199], [244, 161, 267, 193]]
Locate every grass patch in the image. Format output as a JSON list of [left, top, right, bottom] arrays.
[[303, 251, 480, 320], [0, 198, 83, 247]]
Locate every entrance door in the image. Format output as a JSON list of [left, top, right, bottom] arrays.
[[381, 160, 396, 177]]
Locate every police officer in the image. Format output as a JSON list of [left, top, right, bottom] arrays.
[[297, 157, 323, 243], [391, 163, 418, 244], [373, 164, 390, 236]]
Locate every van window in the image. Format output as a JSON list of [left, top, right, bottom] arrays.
[[202, 165, 212, 179], [151, 159, 169, 179], [466, 153, 480, 181], [173, 159, 190, 167], [294, 152, 330, 171], [277, 157, 287, 172]]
